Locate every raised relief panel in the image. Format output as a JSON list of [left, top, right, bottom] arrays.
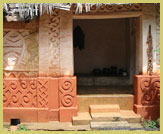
[[3, 30, 24, 70], [37, 79, 49, 108], [59, 77, 77, 108], [3, 79, 37, 108], [134, 75, 160, 120], [140, 78, 160, 106], [49, 9, 61, 77], [3, 28, 39, 72]]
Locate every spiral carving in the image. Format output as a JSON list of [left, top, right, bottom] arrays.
[[12, 95, 19, 103], [59, 78, 76, 108], [30, 79, 37, 90], [152, 79, 160, 105], [140, 77, 160, 105], [23, 95, 30, 103], [61, 94, 74, 107], [61, 81, 73, 93], [141, 92, 153, 105], [140, 78, 150, 92], [3, 79, 37, 107], [20, 80, 27, 89], [10, 81, 17, 90]]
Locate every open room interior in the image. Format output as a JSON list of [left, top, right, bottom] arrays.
[[73, 18, 137, 93]]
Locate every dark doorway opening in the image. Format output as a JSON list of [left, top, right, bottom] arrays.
[[73, 18, 137, 94]]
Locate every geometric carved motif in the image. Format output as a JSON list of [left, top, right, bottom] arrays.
[[3, 78, 37, 107], [3, 30, 25, 70], [37, 79, 48, 108], [3, 29, 39, 71], [59, 78, 75, 107], [49, 9, 61, 76], [3, 71, 38, 78], [140, 77, 160, 106]]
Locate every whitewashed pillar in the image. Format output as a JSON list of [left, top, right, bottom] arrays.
[[142, 4, 157, 75]]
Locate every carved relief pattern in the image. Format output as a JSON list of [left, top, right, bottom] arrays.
[[3, 71, 38, 78], [49, 9, 61, 76], [3, 78, 37, 107], [59, 79, 75, 107], [37, 80, 48, 108], [71, 3, 142, 14], [3, 30, 24, 69], [146, 25, 153, 75], [140, 78, 160, 106], [3, 28, 39, 72]]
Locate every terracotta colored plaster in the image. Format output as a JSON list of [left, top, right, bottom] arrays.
[[134, 75, 160, 120], [3, 76, 78, 122]]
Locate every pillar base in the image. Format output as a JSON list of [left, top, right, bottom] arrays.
[[134, 104, 160, 120], [134, 75, 160, 120]]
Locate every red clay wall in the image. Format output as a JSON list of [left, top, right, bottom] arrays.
[[134, 75, 160, 120], [3, 76, 78, 122]]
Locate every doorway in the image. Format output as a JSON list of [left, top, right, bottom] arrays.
[[73, 17, 140, 94]]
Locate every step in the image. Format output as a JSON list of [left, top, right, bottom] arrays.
[[91, 112, 120, 121], [90, 104, 120, 113], [91, 121, 130, 130], [78, 94, 134, 112], [72, 112, 92, 125], [120, 110, 141, 123]]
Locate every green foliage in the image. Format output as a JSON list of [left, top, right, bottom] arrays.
[[143, 119, 160, 129], [157, 118, 160, 128], [17, 124, 28, 131]]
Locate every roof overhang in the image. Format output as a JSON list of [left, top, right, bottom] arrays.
[[4, 3, 141, 22]]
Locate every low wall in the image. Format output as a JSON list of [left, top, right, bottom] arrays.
[[133, 75, 160, 120], [3, 76, 78, 122]]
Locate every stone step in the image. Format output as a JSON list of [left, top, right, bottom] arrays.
[[90, 110, 141, 123], [91, 121, 130, 130], [91, 112, 120, 121], [72, 112, 92, 125], [90, 104, 120, 113], [120, 110, 141, 123], [78, 94, 134, 112]]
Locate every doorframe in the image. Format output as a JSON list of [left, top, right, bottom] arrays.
[[72, 11, 143, 85]]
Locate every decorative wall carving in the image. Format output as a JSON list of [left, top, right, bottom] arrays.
[[59, 78, 76, 107], [49, 9, 61, 76], [3, 30, 24, 70], [140, 77, 160, 106], [3, 78, 49, 108], [134, 75, 160, 120], [37, 79, 48, 108], [3, 28, 39, 72], [3, 79, 37, 107], [146, 25, 153, 75], [3, 71, 38, 79], [71, 3, 142, 14]]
